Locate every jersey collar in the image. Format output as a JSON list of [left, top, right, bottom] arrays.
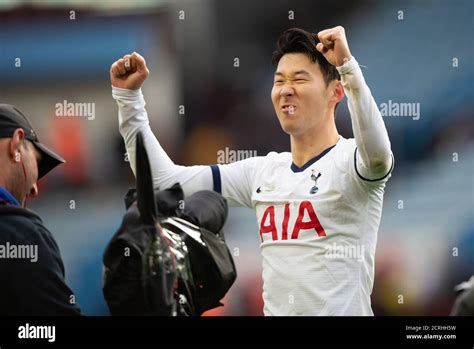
[[290, 143, 338, 173]]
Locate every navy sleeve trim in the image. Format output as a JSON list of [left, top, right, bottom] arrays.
[[354, 147, 394, 182], [210, 165, 222, 194]]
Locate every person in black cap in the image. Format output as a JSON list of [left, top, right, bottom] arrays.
[[0, 104, 81, 315]]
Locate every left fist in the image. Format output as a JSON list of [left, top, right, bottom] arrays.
[[316, 26, 352, 67]]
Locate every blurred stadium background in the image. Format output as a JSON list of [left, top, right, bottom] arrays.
[[0, 0, 472, 315]]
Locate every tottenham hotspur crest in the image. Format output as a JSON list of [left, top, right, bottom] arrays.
[[310, 170, 321, 194]]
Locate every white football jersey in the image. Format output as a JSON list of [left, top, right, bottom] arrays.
[[213, 136, 393, 315], [114, 56, 394, 316]]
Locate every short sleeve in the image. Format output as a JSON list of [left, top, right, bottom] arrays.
[[334, 139, 393, 195], [210, 156, 261, 208], [353, 147, 394, 186]]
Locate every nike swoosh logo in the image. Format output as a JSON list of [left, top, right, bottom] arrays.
[[256, 186, 273, 193]]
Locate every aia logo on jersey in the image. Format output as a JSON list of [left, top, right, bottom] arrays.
[[259, 200, 326, 241]]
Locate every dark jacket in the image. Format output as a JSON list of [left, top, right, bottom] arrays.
[[0, 201, 81, 315]]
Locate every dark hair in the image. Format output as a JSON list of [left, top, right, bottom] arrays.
[[272, 28, 340, 86]]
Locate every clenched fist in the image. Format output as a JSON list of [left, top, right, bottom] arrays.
[[110, 52, 149, 90], [316, 26, 352, 67]]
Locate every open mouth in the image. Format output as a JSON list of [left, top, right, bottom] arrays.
[[281, 104, 296, 114]]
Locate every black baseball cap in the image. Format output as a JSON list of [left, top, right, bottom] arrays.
[[0, 104, 65, 179]]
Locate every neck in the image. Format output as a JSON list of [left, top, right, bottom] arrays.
[[0, 174, 11, 194], [290, 120, 339, 168], [0, 166, 24, 206], [0, 177, 21, 206]]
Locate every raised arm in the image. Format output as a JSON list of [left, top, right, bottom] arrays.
[[110, 52, 213, 195], [110, 53, 258, 206], [317, 27, 393, 180]]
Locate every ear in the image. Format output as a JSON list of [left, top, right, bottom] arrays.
[[136, 131, 158, 225], [9, 128, 25, 162], [333, 80, 345, 104]]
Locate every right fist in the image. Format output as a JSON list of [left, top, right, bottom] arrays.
[[110, 52, 149, 90]]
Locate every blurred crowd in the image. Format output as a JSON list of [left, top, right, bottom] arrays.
[[1, 0, 472, 315]]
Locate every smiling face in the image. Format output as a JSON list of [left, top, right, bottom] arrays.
[[271, 53, 336, 137]]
